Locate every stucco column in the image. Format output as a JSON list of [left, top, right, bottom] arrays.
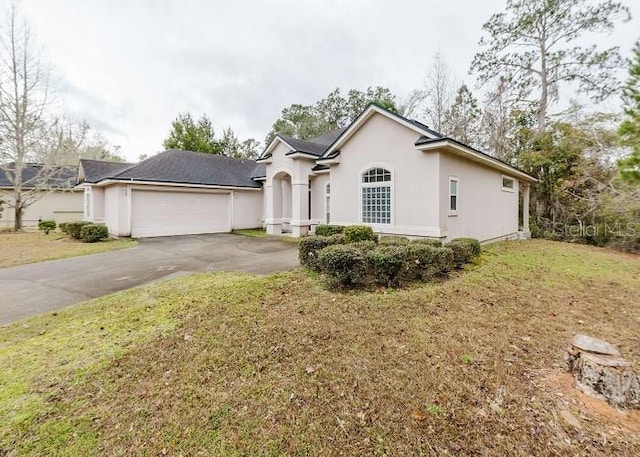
[[522, 183, 530, 237], [290, 179, 309, 237], [265, 181, 283, 235]]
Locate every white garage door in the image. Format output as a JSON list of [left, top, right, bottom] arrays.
[[131, 190, 231, 238]]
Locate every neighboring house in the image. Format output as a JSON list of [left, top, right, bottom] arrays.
[[81, 104, 536, 242], [0, 163, 83, 227], [77, 154, 264, 238]]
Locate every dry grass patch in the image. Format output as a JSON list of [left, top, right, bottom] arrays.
[[1, 240, 639, 456], [0, 231, 136, 268]]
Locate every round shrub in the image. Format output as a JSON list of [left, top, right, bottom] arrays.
[[411, 238, 443, 248], [433, 247, 455, 275], [318, 244, 368, 288], [58, 222, 68, 234], [315, 224, 345, 237], [379, 236, 409, 246], [327, 233, 347, 245], [349, 240, 378, 253], [447, 238, 481, 268], [299, 236, 332, 271], [63, 221, 92, 240], [38, 219, 56, 235], [79, 224, 109, 243], [368, 245, 405, 287], [403, 244, 440, 280], [343, 225, 377, 243]]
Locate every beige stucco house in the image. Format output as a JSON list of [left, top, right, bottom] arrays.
[[80, 104, 535, 242], [259, 104, 535, 242], [0, 164, 83, 228]]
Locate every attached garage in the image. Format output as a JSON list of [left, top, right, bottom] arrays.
[[130, 189, 230, 238], [79, 150, 265, 238]]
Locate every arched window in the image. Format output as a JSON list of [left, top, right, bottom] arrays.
[[361, 167, 392, 224]]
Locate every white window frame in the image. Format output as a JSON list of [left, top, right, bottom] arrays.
[[501, 175, 516, 192], [325, 182, 331, 224], [448, 176, 459, 216], [360, 166, 393, 225], [84, 187, 92, 220]]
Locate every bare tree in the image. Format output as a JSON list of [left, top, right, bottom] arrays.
[[0, 6, 56, 231], [35, 118, 124, 165], [423, 53, 457, 133]]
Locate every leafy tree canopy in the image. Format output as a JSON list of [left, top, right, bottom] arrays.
[[163, 113, 221, 154], [266, 87, 397, 144], [618, 39, 640, 183]]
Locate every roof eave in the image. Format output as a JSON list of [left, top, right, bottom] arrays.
[[415, 140, 537, 183], [285, 151, 319, 160]]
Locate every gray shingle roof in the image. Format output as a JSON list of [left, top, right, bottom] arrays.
[[79, 159, 133, 184], [0, 163, 77, 189], [105, 150, 263, 188], [280, 136, 328, 157]]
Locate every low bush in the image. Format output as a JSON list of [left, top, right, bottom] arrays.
[[411, 238, 443, 248], [349, 240, 378, 253], [318, 244, 368, 288], [58, 222, 68, 234], [299, 236, 332, 271], [379, 236, 410, 246], [63, 221, 92, 240], [80, 224, 109, 243], [315, 224, 345, 237], [38, 220, 56, 235], [403, 244, 440, 280], [447, 238, 482, 268], [368, 245, 405, 287], [343, 225, 377, 243], [432, 247, 455, 275]]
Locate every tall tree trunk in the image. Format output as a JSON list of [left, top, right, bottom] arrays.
[[538, 39, 548, 134], [13, 193, 22, 231]]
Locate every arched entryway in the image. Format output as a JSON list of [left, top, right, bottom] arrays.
[[265, 170, 310, 237]]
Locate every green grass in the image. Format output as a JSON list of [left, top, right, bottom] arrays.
[[231, 228, 268, 237], [1, 240, 639, 456], [0, 231, 137, 268]]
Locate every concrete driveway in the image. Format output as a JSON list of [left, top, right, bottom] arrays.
[[0, 234, 299, 325]]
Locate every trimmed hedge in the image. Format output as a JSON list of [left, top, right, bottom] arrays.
[[62, 221, 92, 240], [299, 234, 345, 271], [343, 225, 377, 243], [403, 244, 440, 280], [300, 231, 478, 289], [38, 219, 56, 235], [315, 224, 345, 237], [379, 236, 410, 246], [299, 236, 332, 271], [411, 238, 443, 248], [447, 238, 482, 268], [432, 247, 455, 274], [318, 244, 368, 288], [80, 224, 109, 243], [369, 245, 405, 287]]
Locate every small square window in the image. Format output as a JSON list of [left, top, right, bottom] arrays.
[[502, 176, 515, 192]]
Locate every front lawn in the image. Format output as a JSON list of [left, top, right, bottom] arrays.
[[0, 240, 638, 455], [0, 231, 137, 268]]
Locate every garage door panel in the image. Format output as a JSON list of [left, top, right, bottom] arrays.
[[131, 190, 230, 238]]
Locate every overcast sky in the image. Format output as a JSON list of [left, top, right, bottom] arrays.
[[10, 0, 640, 161]]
